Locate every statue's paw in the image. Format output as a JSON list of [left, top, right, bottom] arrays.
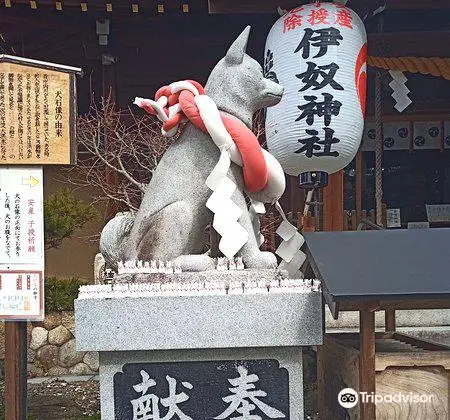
[[173, 254, 215, 272], [243, 251, 277, 270]]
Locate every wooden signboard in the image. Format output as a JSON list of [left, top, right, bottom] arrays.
[[0, 55, 82, 165]]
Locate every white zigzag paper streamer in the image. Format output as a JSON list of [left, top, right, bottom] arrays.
[[249, 199, 266, 247], [206, 149, 249, 259], [274, 201, 306, 278], [389, 70, 412, 113]]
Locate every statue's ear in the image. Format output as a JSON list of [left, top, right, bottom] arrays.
[[225, 26, 251, 65]]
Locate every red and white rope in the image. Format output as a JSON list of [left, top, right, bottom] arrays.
[[135, 80, 285, 202], [135, 80, 304, 274]]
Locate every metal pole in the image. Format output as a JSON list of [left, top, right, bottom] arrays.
[[5, 321, 27, 420]]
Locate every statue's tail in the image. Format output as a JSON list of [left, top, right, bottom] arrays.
[[99, 212, 135, 271]]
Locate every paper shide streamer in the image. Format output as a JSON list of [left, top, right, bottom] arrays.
[[389, 70, 412, 113]]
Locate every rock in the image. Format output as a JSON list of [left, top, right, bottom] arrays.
[[61, 311, 75, 336], [59, 339, 85, 368], [30, 327, 48, 350], [28, 349, 36, 363], [27, 363, 44, 378], [47, 366, 69, 376], [48, 325, 72, 346], [36, 345, 58, 371], [83, 352, 99, 371], [69, 362, 95, 376], [43, 312, 62, 331]]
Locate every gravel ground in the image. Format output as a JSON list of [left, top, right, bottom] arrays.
[[0, 378, 100, 420]]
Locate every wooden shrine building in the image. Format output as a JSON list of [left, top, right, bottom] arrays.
[[0, 0, 450, 268], [1, 3, 450, 420]]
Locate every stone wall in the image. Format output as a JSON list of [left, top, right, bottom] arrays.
[[0, 311, 99, 377]]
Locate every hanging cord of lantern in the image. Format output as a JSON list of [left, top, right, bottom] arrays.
[[368, 56, 450, 80]]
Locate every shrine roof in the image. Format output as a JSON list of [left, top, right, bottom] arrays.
[[304, 228, 450, 317]]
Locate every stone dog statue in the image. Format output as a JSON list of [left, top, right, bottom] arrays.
[[100, 27, 284, 272]]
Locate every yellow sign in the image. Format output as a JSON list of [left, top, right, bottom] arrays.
[[0, 55, 82, 165], [22, 175, 39, 187]]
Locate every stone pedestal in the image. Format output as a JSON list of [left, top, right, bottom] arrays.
[[75, 271, 322, 420]]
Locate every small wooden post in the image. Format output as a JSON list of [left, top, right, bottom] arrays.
[[351, 210, 357, 231], [385, 309, 396, 331], [5, 321, 27, 420], [300, 213, 316, 232], [369, 209, 376, 224], [362, 209, 367, 223], [359, 306, 376, 420]]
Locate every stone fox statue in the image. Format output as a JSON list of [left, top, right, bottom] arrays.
[[100, 26, 284, 271]]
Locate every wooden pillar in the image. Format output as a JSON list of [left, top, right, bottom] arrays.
[[102, 54, 116, 104], [319, 172, 344, 420], [355, 149, 363, 224], [5, 321, 27, 420], [359, 306, 376, 420], [323, 170, 344, 231], [316, 296, 326, 420], [385, 309, 396, 332], [316, 345, 326, 420]]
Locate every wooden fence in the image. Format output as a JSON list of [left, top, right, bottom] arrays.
[[209, 208, 379, 256], [290, 209, 379, 234], [344, 209, 377, 231]]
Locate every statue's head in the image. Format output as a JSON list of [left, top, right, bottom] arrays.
[[205, 26, 284, 127]]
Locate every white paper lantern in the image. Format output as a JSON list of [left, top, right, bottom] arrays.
[[264, 2, 367, 184]]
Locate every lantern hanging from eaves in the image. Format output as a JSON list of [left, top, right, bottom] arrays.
[[264, 2, 367, 187]]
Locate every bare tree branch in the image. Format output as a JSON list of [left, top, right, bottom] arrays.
[[67, 99, 171, 214]]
